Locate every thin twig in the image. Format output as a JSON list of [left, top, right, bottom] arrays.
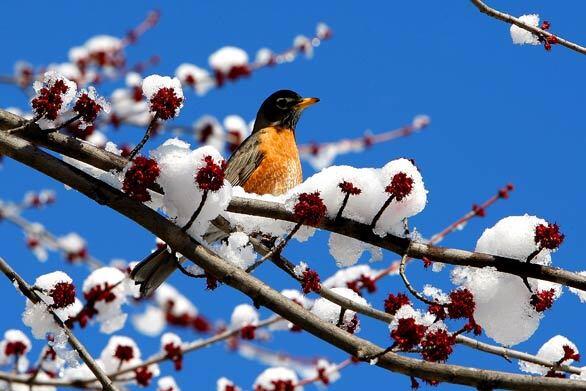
[[126, 116, 158, 162], [398, 253, 439, 306], [182, 190, 209, 232], [370, 195, 395, 229]]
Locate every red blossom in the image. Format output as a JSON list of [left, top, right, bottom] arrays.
[[530, 289, 556, 312], [447, 289, 475, 320], [240, 325, 256, 340], [384, 293, 410, 315], [293, 192, 327, 226], [498, 183, 514, 199], [562, 345, 581, 362], [195, 156, 226, 192], [301, 269, 321, 294], [342, 314, 359, 334], [122, 157, 160, 202], [192, 315, 212, 333], [66, 247, 88, 263], [149, 87, 183, 120], [422, 257, 433, 268], [73, 93, 103, 123], [4, 341, 28, 357], [135, 366, 154, 387], [346, 274, 376, 294], [385, 172, 414, 201], [198, 123, 214, 144], [266, 379, 295, 391], [338, 181, 362, 195], [114, 345, 135, 362], [31, 79, 70, 120], [391, 317, 427, 350], [428, 304, 447, 321], [541, 21, 551, 30], [535, 223, 565, 250], [421, 329, 456, 362], [49, 282, 76, 309], [472, 204, 485, 217], [317, 366, 330, 385], [164, 342, 183, 370]]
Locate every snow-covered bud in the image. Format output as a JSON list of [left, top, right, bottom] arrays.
[[217, 377, 240, 391], [253, 367, 299, 391], [510, 14, 540, 45], [294, 35, 313, 58], [230, 304, 259, 330], [161, 333, 183, 371], [412, 114, 430, 130], [122, 157, 160, 202], [73, 86, 110, 125], [316, 22, 333, 40], [534, 223, 564, 250], [175, 63, 214, 96], [14, 61, 34, 88], [0, 330, 31, 362], [293, 192, 327, 226], [31, 71, 77, 120], [209, 47, 250, 86], [159, 376, 181, 391], [385, 172, 414, 201], [142, 75, 184, 120], [57, 233, 87, 262], [195, 155, 226, 192]]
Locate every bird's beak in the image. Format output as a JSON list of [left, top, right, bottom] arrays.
[[295, 97, 320, 109]]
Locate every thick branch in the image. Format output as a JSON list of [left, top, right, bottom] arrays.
[[470, 0, 586, 55], [0, 257, 118, 391], [1, 131, 584, 389]]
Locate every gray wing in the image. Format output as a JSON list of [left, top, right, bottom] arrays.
[[225, 132, 264, 187]]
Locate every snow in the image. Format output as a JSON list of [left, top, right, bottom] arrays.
[[569, 271, 586, 303], [452, 215, 563, 346], [82, 267, 131, 333], [389, 304, 436, 329], [328, 233, 382, 267], [209, 46, 249, 73], [322, 265, 377, 289], [253, 367, 301, 391], [175, 63, 214, 95], [311, 287, 368, 332], [294, 35, 313, 58], [84, 35, 122, 54], [255, 48, 274, 66], [230, 304, 259, 328], [161, 332, 182, 349], [100, 335, 141, 373], [159, 376, 181, 391], [519, 335, 579, 375], [217, 377, 239, 391], [155, 283, 198, 319], [132, 305, 166, 336], [270, 289, 313, 331], [151, 138, 232, 238], [57, 233, 86, 255], [510, 14, 541, 45], [213, 232, 257, 270]]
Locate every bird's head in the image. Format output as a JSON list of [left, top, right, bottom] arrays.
[[253, 89, 319, 133]]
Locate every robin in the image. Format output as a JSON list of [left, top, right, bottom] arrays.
[[131, 90, 319, 296]]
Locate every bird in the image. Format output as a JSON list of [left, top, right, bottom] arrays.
[[131, 90, 319, 297]]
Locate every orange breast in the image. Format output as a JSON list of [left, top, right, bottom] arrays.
[[243, 127, 302, 196]]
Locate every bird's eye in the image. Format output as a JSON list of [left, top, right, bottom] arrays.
[[276, 97, 290, 110]]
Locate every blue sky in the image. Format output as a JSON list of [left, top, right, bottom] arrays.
[[1, 0, 585, 389]]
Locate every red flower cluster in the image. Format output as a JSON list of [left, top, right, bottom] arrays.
[[534, 223, 565, 250], [391, 318, 427, 350], [385, 172, 414, 201], [421, 329, 456, 362], [163, 299, 212, 332], [114, 344, 135, 362], [446, 289, 475, 320], [195, 156, 226, 192], [4, 341, 28, 357], [346, 274, 376, 294], [301, 269, 321, 294], [49, 282, 76, 309], [562, 344, 581, 362], [498, 183, 514, 199], [384, 293, 410, 315], [149, 87, 183, 120], [240, 325, 256, 340], [472, 204, 485, 217], [68, 282, 118, 328], [164, 341, 183, 370], [317, 366, 330, 385], [338, 181, 362, 195], [73, 93, 103, 123], [122, 157, 160, 202], [214, 66, 251, 87], [293, 192, 327, 226], [539, 21, 558, 51], [530, 289, 556, 312], [31, 79, 70, 120], [342, 314, 359, 334], [135, 366, 155, 387]]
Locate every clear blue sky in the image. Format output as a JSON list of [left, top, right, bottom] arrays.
[[1, 1, 585, 389]]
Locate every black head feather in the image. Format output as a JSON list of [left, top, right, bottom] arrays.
[[252, 90, 317, 133]]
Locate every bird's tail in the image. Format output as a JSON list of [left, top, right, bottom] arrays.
[[130, 247, 178, 297]]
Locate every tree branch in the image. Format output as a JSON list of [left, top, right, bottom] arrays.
[[0, 257, 118, 391], [470, 0, 586, 55]]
